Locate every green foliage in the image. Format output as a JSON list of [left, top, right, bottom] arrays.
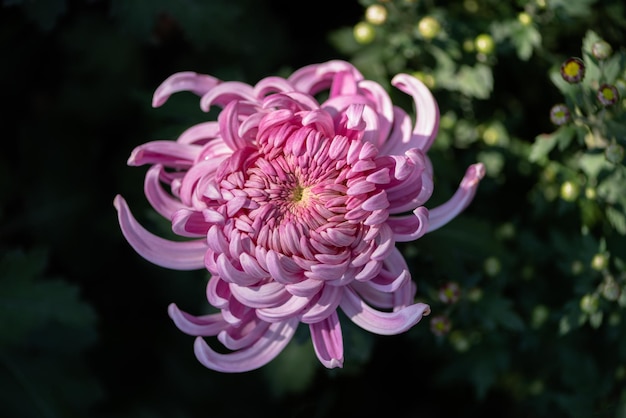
[[0, 249, 101, 418]]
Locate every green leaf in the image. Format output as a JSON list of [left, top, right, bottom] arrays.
[[606, 206, 626, 235], [530, 133, 558, 163], [512, 25, 542, 61], [262, 335, 318, 398], [455, 64, 494, 99], [548, 0, 598, 17], [578, 152, 611, 179], [0, 250, 97, 347]]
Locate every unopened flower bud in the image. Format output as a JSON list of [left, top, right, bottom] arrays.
[[597, 84, 619, 106], [591, 253, 609, 271], [580, 293, 599, 314], [417, 16, 441, 40], [560, 180, 580, 202], [560, 57, 585, 84], [605, 144, 624, 164], [550, 104, 570, 125], [365, 4, 388, 25], [601, 275, 620, 301], [474, 33, 495, 55], [353, 22, 376, 44], [430, 315, 452, 336], [591, 41, 613, 60], [438, 282, 461, 304]]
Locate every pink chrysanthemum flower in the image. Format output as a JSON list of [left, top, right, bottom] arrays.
[[114, 60, 485, 372]]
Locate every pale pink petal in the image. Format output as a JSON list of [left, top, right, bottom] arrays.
[[388, 206, 429, 242], [256, 294, 310, 322], [391, 73, 440, 152], [200, 81, 257, 111], [379, 107, 417, 155], [168, 303, 227, 336], [171, 208, 210, 237], [143, 165, 186, 219], [128, 140, 199, 168], [216, 253, 261, 286], [176, 121, 221, 145], [229, 281, 290, 309], [341, 287, 430, 335], [253, 76, 295, 96], [288, 60, 363, 96], [284, 278, 324, 297], [193, 318, 298, 373], [428, 163, 486, 232], [310, 312, 344, 368], [218, 315, 271, 350], [358, 79, 394, 145], [153, 71, 220, 108], [300, 284, 342, 323], [114, 195, 206, 270]]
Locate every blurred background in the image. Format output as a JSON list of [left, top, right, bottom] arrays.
[[1, 1, 625, 417]]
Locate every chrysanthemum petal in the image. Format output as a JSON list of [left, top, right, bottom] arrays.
[[300, 285, 343, 323], [193, 318, 298, 373], [391, 73, 440, 152], [256, 294, 310, 322], [229, 281, 290, 309], [168, 303, 226, 336], [310, 312, 344, 368], [171, 208, 210, 237], [128, 140, 199, 168], [341, 287, 430, 335], [218, 314, 271, 350], [428, 163, 485, 232], [253, 76, 295, 97], [114, 195, 206, 270], [143, 165, 186, 219], [153, 71, 220, 108], [200, 81, 257, 112], [388, 206, 429, 242], [289, 60, 363, 96]]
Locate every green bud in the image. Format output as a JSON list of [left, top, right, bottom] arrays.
[[591, 41, 613, 60], [580, 293, 599, 314], [605, 144, 624, 164]]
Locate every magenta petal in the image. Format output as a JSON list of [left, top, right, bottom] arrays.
[[171, 208, 210, 237], [143, 165, 186, 219], [128, 140, 199, 168], [229, 281, 290, 309], [341, 287, 430, 335], [114, 195, 206, 270], [200, 81, 257, 111], [309, 312, 344, 368], [193, 318, 298, 373], [176, 121, 221, 145], [152, 71, 220, 108], [253, 76, 295, 96], [388, 206, 429, 242], [300, 284, 342, 323], [289, 60, 363, 96], [391, 73, 440, 152], [256, 294, 310, 322], [428, 163, 486, 232], [168, 303, 227, 336]]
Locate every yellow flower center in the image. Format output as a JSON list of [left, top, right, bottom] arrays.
[[564, 61, 581, 77], [602, 87, 615, 100]]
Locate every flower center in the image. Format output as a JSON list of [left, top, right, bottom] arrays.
[[291, 184, 305, 202]]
